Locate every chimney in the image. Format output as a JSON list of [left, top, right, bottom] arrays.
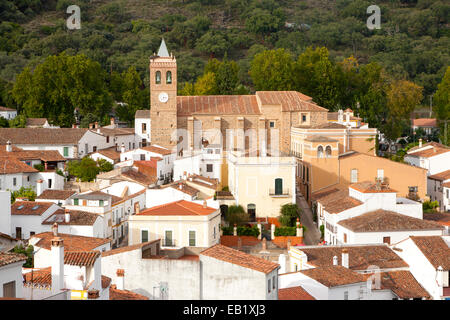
[[116, 269, 125, 290], [257, 223, 262, 240], [51, 224, 64, 294], [72, 124, 77, 128], [296, 218, 303, 237], [333, 255, 338, 266], [110, 117, 115, 127], [262, 237, 267, 251], [6, 140, 12, 152], [135, 202, 140, 215], [89, 123, 94, 129], [203, 200, 207, 208], [341, 249, 349, 268], [419, 138, 422, 148], [121, 143, 125, 153], [87, 289, 100, 300], [345, 111, 350, 124], [94, 121, 98, 129], [338, 109, 344, 123], [179, 183, 183, 190], [64, 209, 70, 223], [233, 224, 237, 236], [271, 223, 275, 240]]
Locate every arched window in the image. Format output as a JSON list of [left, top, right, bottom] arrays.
[[166, 71, 172, 84], [155, 71, 161, 84], [317, 146, 324, 158], [325, 146, 332, 158]]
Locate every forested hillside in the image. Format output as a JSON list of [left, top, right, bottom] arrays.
[[0, 0, 448, 141]]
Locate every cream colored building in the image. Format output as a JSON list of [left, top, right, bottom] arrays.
[[226, 150, 296, 219], [128, 200, 221, 248]]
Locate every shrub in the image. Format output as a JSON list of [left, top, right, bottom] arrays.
[[319, 225, 325, 239], [275, 226, 296, 236], [33, 164, 44, 171], [221, 186, 229, 191], [221, 225, 260, 237], [279, 203, 301, 227], [12, 244, 33, 268], [225, 205, 250, 226], [423, 200, 439, 213], [10, 186, 36, 203]]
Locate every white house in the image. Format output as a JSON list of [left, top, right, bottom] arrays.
[[0, 252, 27, 299], [145, 182, 200, 208], [427, 170, 450, 211], [404, 141, 450, 176], [0, 191, 11, 236], [314, 181, 432, 245], [35, 189, 77, 206], [101, 240, 279, 300], [134, 110, 151, 147], [128, 200, 221, 248], [392, 235, 450, 300], [119, 145, 175, 183], [41, 209, 104, 238], [90, 147, 121, 165], [10, 201, 61, 240], [0, 106, 17, 120]]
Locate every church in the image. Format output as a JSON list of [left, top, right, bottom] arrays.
[[148, 39, 331, 156]]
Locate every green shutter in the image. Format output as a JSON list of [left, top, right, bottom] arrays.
[[99, 200, 104, 207], [189, 231, 196, 247], [63, 147, 69, 157], [275, 178, 283, 195], [141, 230, 148, 243], [74, 198, 79, 205]]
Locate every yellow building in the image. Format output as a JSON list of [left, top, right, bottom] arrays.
[[226, 150, 297, 219]]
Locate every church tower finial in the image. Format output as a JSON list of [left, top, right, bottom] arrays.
[[157, 38, 170, 57]]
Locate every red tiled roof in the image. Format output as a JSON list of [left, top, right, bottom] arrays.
[[26, 118, 48, 127], [0, 252, 27, 267], [0, 106, 16, 111], [11, 201, 54, 216], [64, 251, 100, 267], [423, 213, 450, 227], [0, 128, 88, 145], [36, 189, 76, 200], [32, 232, 110, 251], [256, 91, 326, 112], [23, 267, 52, 287], [101, 240, 160, 257], [200, 244, 279, 274], [109, 285, 149, 300], [410, 236, 450, 269], [338, 210, 443, 232], [412, 118, 437, 127], [135, 110, 150, 119], [364, 271, 431, 299], [0, 157, 38, 174], [300, 265, 366, 287], [94, 147, 121, 162], [407, 142, 450, 158], [138, 200, 217, 216], [299, 245, 408, 270], [42, 209, 100, 226], [350, 181, 397, 194], [169, 181, 200, 196], [278, 286, 315, 300], [141, 145, 172, 155], [428, 170, 450, 182], [177, 95, 261, 116]]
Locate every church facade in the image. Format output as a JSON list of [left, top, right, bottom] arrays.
[[149, 40, 330, 156]]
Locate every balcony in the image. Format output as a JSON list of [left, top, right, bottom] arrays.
[[269, 188, 290, 197], [161, 238, 177, 247], [290, 151, 302, 159]]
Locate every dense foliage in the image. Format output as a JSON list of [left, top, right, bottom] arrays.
[[224, 204, 250, 226], [12, 244, 34, 268], [274, 225, 307, 236], [67, 156, 113, 182], [10, 186, 37, 203], [221, 225, 260, 237], [279, 203, 302, 227], [0, 0, 448, 141]]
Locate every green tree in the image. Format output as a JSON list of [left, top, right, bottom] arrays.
[[433, 66, 450, 145], [225, 205, 250, 226], [10, 186, 37, 203], [12, 244, 34, 268], [250, 48, 294, 91], [279, 203, 301, 227], [12, 53, 113, 127], [8, 114, 26, 128], [195, 30, 230, 58], [215, 58, 240, 95], [67, 157, 100, 182], [97, 158, 114, 172]]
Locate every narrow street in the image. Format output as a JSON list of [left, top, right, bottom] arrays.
[[296, 193, 321, 245]]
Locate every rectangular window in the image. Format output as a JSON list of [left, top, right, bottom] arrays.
[[269, 121, 275, 128], [142, 123, 147, 133], [302, 114, 307, 122], [141, 230, 148, 243], [206, 164, 213, 172], [13, 177, 17, 186], [383, 236, 391, 244], [272, 276, 275, 289], [30, 231, 35, 237], [344, 233, 347, 243], [93, 146, 97, 152], [106, 136, 110, 143], [351, 169, 358, 183], [268, 279, 271, 293], [165, 230, 173, 246], [16, 227, 21, 239], [189, 231, 196, 247], [74, 198, 79, 205], [344, 291, 349, 300], [63, 147, 69, 157], [377, 169, 384, 180], [99, 200, 104, 207]]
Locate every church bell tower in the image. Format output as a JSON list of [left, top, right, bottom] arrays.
[[149, 39, 178, 149]]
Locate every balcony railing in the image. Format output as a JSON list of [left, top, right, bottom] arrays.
[[290, 151, 302, 159], [161, 238, 177, 247], [269, 188, 290, 197]]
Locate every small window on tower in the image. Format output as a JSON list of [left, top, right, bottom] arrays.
[[166, 71, 172, 84], [155, 71, 161, 84]]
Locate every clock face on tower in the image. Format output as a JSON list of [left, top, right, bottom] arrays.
[[158, 92, 169, 103]]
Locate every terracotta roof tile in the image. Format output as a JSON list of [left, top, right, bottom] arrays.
[[0, 128, 88, 145], [0, 252, 27, 267], [364, 271, 431, 299], [169, 181, 200, 196], [32, 232, 110, 251], [428, 170, 450, 181], [0, 106, 16, 111], [135, 110, 150, 119], [0, 157, 38, 174], [36, 189, 76, 200], [412, 118, 437, 127], [423, 212, 450, 226], [101, 240, 160, 257], [350, 181, 397, 194], [141, 145, 172, 155], [410, 236, 450, 269], [121, 169, 157, 186], [1, 149, 65, 162], [278, 286, 315, 300], [407, 142, 450, 158], [299, 245, 408, 270], [256, 91, 327, 112], [138, 200, 217, 216], [64, 251, 100, 267], [301, 266, 366, 287], [177, 95, 261, 116], [200, 244, 279, 274], [11, 201, 55, 216], [338, 210, 444, 232], [42, 209, 100, 226], [93, 147, 121, 162], [23, 267, 52, 287], [109, 285, 149, 300], [26, 118, 48, 127]]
